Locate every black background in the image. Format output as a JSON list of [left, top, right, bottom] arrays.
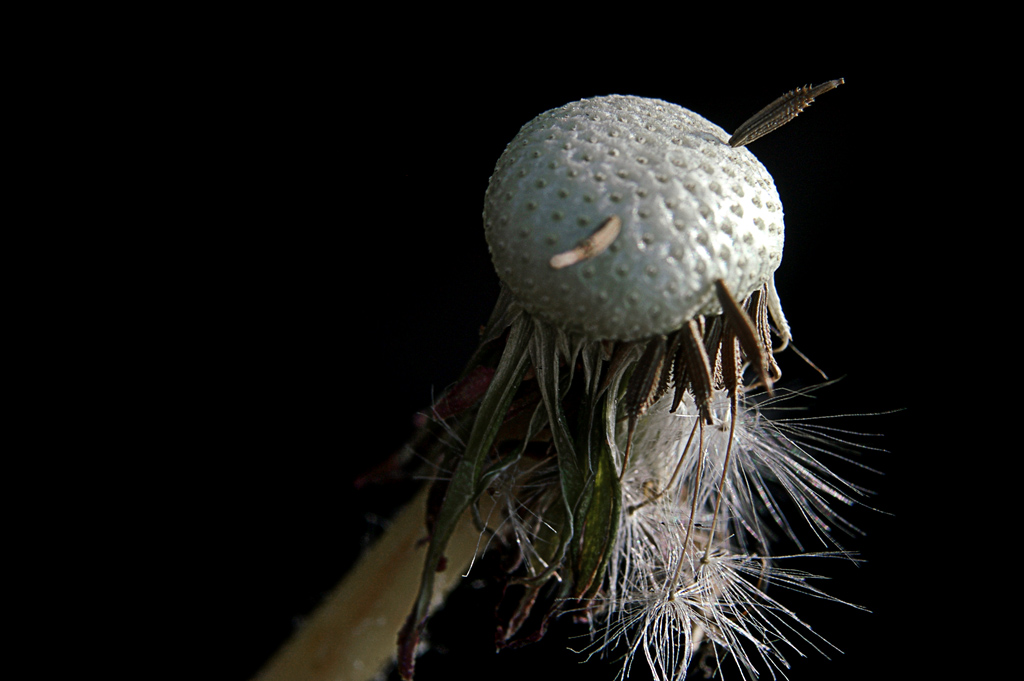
[[190, 24, 947, 681]]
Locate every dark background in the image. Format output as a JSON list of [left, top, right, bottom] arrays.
[[189, 26, 944, 681]]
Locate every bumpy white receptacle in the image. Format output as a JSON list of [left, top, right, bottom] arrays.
[[484, 95, 785, 342]]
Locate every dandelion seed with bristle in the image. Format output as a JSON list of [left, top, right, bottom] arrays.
[[389, 80, 865, 680]]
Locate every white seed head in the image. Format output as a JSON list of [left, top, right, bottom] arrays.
[[484, 95, 785, 341]]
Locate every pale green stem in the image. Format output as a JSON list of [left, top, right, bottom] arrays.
[[253, 485, 490, 681]]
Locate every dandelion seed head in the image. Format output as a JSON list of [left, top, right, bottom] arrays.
[[398, 84, 868, 681], [484, 95, 786, 342]]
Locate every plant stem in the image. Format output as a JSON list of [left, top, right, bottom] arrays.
[[253, 484, 489, 681]]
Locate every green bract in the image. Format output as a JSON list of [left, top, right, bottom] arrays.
[[484, 95, 784, 341]]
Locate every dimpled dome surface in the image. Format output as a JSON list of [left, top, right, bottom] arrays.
[[484, 95, 785, 341]]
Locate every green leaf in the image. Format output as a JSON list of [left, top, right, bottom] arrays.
[[573, 424, 620, 600], [527, 322, 593, 586], [399, 315, 533, 677]]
